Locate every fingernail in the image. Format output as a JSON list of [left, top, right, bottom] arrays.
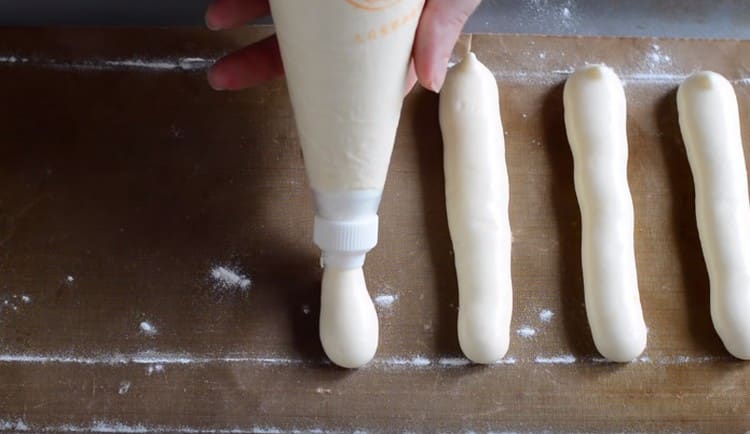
[[205, 14, 221, 31], [427, 72, 445, 93], [207, 70, 226, 90]]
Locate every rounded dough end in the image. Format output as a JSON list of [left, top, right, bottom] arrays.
[[688, 70, 725, 90], [721, 337, 750, 361], [319, 267, 379, 368], [591, 324, 647, 363], [569, 64, 617, 83], [458, 304, 510, 364], [678, 71, 734, 105], [712, 288, 750, 360], [582, 64, 606, 79]]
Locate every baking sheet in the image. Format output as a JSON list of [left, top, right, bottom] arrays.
[[0, 28, 748, 432]]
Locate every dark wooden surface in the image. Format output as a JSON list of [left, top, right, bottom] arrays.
[[0, 28, 748, 433]]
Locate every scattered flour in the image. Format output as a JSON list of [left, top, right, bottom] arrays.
[[522, 0, 579, 31], [0, 352, 310, 366], [0, 420, 611, 434], [644, 44, 672, 71], [658, 355, 720, 365], [0, 54, 214, 72], [117, 381, 131, 395], [373, 294, 397, 308], [516, 326, 537, 338], [377, 356, 431, 368], [88, 420, 149, 433], [437, 356, 517, 366], [539, 309, 554, 323], [0, 294, 32, 316], [535, 355, 577, 364], [0, 419, 28, 431], [437, 357, 471, 367], [138, 321, 157, 337], [146, 364, 165, 375], [0, 350, 731, 369], [178, 57, 212, 70], [0, 420, 357, 433], [210, 266, 251, 292]]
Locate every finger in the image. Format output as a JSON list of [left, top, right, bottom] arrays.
[[207, 35, 283, 90], [413, 0, 481, 92], [404, 58, 418, 97], [205, 0, 270, 30]]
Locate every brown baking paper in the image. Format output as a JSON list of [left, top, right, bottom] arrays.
[[0, 28, 748, 432]]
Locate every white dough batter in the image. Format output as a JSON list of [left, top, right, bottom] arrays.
[[563, 65, 647, 362], [269, 0, 423, 192], [677, 71, 750, 360], [269, 0, 425, 368], [319, 267, 378, 368], [439, 52, 512, 364]]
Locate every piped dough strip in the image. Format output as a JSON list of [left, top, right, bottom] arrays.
[[563, 65, 647, 362], [439, 52, 513, 364], [677, 71, 750, 360]]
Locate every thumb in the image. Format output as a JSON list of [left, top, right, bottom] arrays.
[[413, 0, 481, 93]]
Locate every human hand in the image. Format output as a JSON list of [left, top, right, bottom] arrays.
[[205, 0, 481, 93]]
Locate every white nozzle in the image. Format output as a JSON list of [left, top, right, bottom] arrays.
[[312, 189, 383, 368], [312, 190, 382, 268], [314, 215, 378, 268]]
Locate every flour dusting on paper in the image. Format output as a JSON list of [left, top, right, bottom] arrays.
[[523, 0, 579, 31], [0, 419, 28, 431], [377, 355, 431, 368], [535, 355, 577, 364], [539, 309, 554, 323], [643, 44, 673, 72], [438, 357, 471, 367], [373, 294, 397, 308], [0, 419, 344, 434], [210, 265, 251, 292], [516, 326, 537, 338], [117, 380, 131, 395], [139, 321, 158, 337], [146, 364, 165, 375], [0, 54, 214, 72], [0, 293, 32, 316]]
